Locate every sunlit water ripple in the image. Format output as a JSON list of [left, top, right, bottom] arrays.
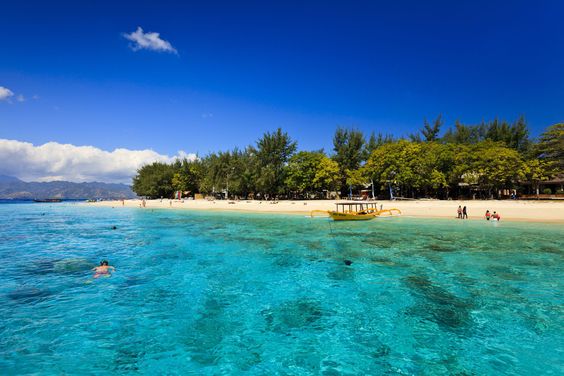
[[0, 202, 562, 375]]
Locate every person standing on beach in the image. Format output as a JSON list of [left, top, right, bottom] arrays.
[[462, 206, 468, 219], [457, 206, 462, 219], [485, 210, 491, 220]]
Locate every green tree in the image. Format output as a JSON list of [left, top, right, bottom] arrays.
[[313, 156, 341, 193], [285, 151, 341, 197], [465, 141, 524, 198], [171, 158, 202, 195], [536, 123, 564, 173], [440, 116, 530, 153], [199, 150, 249, 198], [421, 114, 443, 141], [365, 132, 394, 156], [508, 116, 530, 153], [332, 127, 365, 194], [365, 140, 454, 198], [415, 142, 450, 196], [364, 140, 420, 198], [230, 148, 257, 198], [285, 151, 325, 195], [132, 162, 176, 198], [172, 172, 189, 193], [522, 159, 551, 196], [345, 168, 367, 193], [255, 128, 297, 197], [484, 117, 531, 153], [442, 121, 483, 144]]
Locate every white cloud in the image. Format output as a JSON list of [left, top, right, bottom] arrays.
[[16, 94, 25, 102], [0, 139, 196, 184], [0, 86, 14, 101], [123, 27, 178, 54]]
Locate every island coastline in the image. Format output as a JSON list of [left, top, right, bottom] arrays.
[[88, 199, 564, 224]]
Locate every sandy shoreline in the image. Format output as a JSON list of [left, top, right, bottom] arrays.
[[88, 199, 564, 224]]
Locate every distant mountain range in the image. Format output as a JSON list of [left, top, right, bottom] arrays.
[[0, 175, 136, 199]]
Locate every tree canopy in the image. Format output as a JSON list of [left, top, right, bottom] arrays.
[[332, 127, 365, 195], [131, 118, 562, 199], [536, 123, 564, 172], [254, 128, 297, 196]]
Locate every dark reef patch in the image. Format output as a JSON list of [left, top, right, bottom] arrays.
[[113, 345, 143, 372], [486, 265, 526, 281], [362, 236, 395, 249], [52, 258, 93, 274], [538, 244, 563, 255], [22, 259, 58, 275], [428, 242, 456, 253], [262, 298, 325, 333], [7, 286, 51, 304], [404, 275, 474, 333], [327, 265, 355, 282], [274, 255, 302, 268], [369, 256, 397, 267], [182, 293, 241, 366], [372, 344, 391, 358]]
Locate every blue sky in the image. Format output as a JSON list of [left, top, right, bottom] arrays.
[[0, 1, 563, 181]]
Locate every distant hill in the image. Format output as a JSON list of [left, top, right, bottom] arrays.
[[0, 176, 136, 199], [0, 175, 22, 183]]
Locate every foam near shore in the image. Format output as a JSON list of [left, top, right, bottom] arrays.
[[88, 199, 564, 223]]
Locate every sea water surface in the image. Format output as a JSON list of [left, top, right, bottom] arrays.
[[0, 202, 562, 375]]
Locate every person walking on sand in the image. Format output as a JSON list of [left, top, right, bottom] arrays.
[[462, 206, 468, 219], [457, 205, 462, 219]]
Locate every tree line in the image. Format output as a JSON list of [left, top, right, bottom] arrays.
[[132, 117, 563, 199]]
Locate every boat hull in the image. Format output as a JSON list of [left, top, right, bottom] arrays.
[[328, 211, 376, 221]]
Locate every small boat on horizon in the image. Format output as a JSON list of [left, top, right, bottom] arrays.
[[33, 198, 63, 203]]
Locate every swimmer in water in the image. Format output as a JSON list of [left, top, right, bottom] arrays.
[[92, 260, 115, 278]]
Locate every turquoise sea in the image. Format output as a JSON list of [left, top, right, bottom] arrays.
[[0, 202, 562, 375]]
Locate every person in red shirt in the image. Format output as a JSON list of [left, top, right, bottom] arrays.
[[485, 210, 491, 220], [492, 211, 501, 221]]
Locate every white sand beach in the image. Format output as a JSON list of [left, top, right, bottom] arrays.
[[89, 199, 564, 224]]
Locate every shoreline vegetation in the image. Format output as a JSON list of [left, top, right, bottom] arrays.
[[89, 199, 564, 224], [131, 119, 563, 203]]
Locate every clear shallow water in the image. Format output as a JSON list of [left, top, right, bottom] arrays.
[[0, 203, 562, 375]]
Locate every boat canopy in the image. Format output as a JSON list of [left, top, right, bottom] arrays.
[[334, 202, 378, 213]]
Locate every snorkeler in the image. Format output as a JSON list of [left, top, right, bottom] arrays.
[[92, 260, 115, 278]]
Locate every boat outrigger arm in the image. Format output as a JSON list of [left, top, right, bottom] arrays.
[[310, 202, 401, 221]]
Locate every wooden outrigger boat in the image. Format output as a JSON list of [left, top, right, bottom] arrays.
[[311, 202, 401, 221]]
